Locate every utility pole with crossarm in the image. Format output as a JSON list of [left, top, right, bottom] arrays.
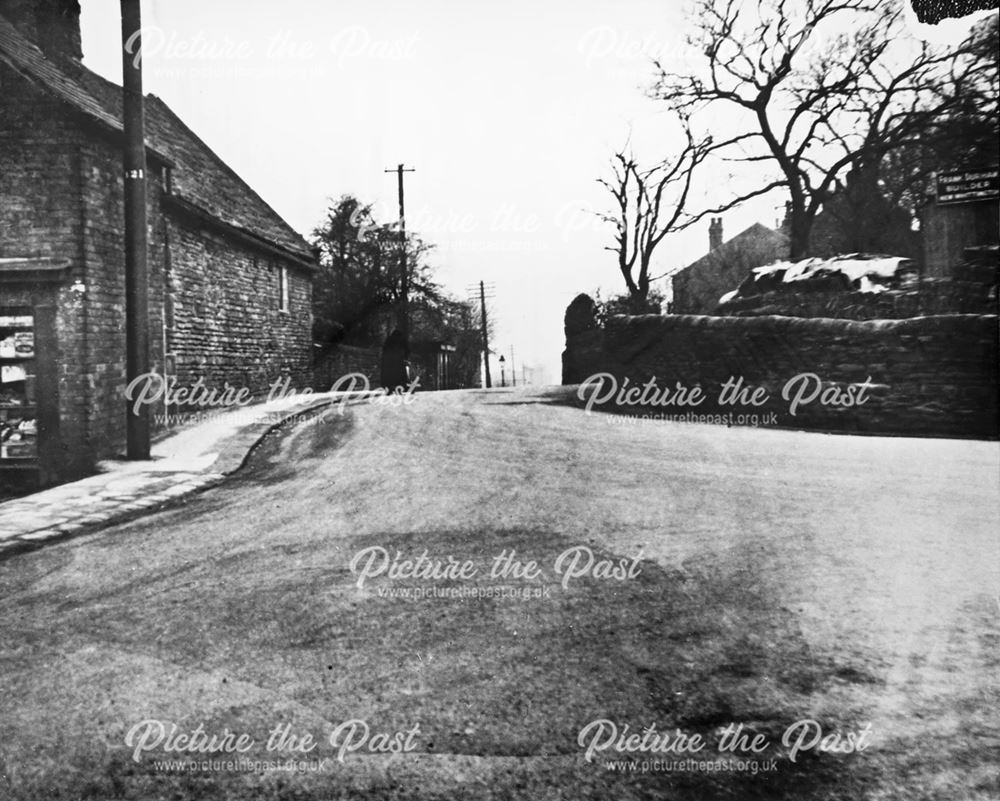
[[466, 281, 495, 388]]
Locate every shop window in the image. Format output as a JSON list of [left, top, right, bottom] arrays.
[[0, 310, 37, 463]]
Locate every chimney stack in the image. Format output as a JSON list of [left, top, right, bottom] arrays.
[[0, 0, 82, 61], [709, 217, 723, 251]]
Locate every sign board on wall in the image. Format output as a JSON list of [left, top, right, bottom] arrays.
[[936, 168, 1000, 205]]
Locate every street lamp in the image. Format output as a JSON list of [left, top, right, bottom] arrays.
[[498, 355, 506, 388]]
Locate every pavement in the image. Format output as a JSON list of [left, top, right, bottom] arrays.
[[0, 391, 344, 557]]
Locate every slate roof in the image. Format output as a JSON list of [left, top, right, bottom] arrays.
[[0, 14, 313, 263]]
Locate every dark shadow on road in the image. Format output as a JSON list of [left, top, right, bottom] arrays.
[[230, 406, 356, 487]]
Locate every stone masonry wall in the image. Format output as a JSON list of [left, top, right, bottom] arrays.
[[2, 62, 314, 478], [313, 344, 380, 391], [719, 281, 998, 320], [165, 218, 313, 397], [0, 69, 81, 462], [562, 295, 998, 439], [1, 64, 171, 475], [923, 200, 1000, 278], [77, 138, 166, 465]]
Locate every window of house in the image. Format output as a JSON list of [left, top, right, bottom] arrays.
[[279, 265, 290, 312]]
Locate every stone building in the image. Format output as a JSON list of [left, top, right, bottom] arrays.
[[671, 219, 788, 314], [0, 0, 316, 488], [921, 167, 1000, 277]]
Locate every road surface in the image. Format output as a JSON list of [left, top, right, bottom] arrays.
[[1, 386, 997, 800]]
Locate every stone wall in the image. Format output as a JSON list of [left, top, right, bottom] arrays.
[[719, 280, 998, 320], [922, 199, 1000, 278], [314, 344, 381, 391], [77, 136, 167, 468], [1, 61, 314, 479], [165, 218, 313, 395], [1, 72, 78, 477], [0, 68, 164, 475], [562, 295, 998, 439]]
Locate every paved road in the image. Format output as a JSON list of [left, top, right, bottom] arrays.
[[1, 386, 997, 800]]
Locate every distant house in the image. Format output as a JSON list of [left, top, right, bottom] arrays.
[[0, 0, 317, 487], [671, 218, 788, 314]]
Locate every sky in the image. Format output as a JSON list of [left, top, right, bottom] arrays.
[[77, 0, 987, 385]]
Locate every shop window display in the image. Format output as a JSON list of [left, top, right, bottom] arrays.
[[0, 310, 37, 462]]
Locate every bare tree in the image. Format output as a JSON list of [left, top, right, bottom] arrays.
[[652, 0, 995, 259], [597, 120, 714, 311]]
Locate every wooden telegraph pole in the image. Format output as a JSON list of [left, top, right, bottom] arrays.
[[384, 164, 415, 346], [466, 282, 495, 388], [121, 0, 150, 459]]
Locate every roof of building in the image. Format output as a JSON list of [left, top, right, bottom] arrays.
[[677, 222, 788, 277], [0, 14, 313, 263]]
